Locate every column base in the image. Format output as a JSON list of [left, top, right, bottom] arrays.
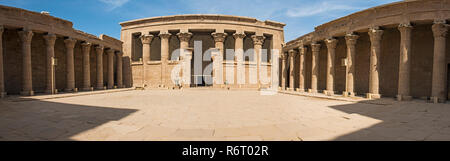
[[430, 97, 446, 103], [96, 86, 107, 90], [287, 88, 294, 91], [308, 89, 318, 93], [323, 90, 335, 96], [64, 88, 78, 93], [45, 89, 58, 94], [0, 92, 7, 98], [296, 88, 305, 92], [82, 87, 94, 91], [20, 90, 34, 96], [397, 95, 412, 101], [366, 93, 381, 99], [343, 91, 356, 97]]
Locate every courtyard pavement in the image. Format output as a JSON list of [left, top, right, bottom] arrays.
[[0, 89, 449, 141]]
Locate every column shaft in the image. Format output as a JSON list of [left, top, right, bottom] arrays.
[[212, 32, 227, 87], [397, 23, 413, 101], [159, 32, 171, 87], [177, 32, 193, 87], [431, 21, 449, 103], [310, 43, 321, 93], [367, 28, 384, 99], [81, 42, 92, 91], [345, 34, 359, 97], [18, 29, 34, 96], [325, 38, 338, 96], [64, 38, 77, 92], [288, 50, 296, 90], [96, 45, 104, 90], [140, 34, 154, 88], [298, 45, 306, 92], [281, 53, 287, 90], [106, 49, 115, 89], [116, 52, 123, 88]]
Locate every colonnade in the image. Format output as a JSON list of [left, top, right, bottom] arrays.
[[282, 20, 449, 103], [0, 26, 124, 97]]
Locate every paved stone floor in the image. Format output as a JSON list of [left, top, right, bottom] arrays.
[[1, 89, 450, 141]]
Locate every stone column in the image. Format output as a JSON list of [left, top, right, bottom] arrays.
[[281, 52, 287, 90], [233, 32, 246, 87], [367, 28, 383, 99], [397, 23, 413, 101], [298, 45, 307, 92], [325, 38, 338, 96], [116, 51, 123, 88], [310, 43, 321, 93], [212, 32, 227, 87], [95, 45, 105, 90], [177, 32, 193, 88], [251, 35, 266, 88], [344, 34, 359, 97], [431, 20, 449, 103], [18, 29, 34, 96], [140, 34, 154, 88], [288, 49, 296, 91], [159, 32, 171, 88], [106, 49, 115, 89], [81, 42, 92, 91], [64, 38, 77, 92], [0, 26, 5, 98], [43, 33, 57, 94], [182, 48, 193, 87]]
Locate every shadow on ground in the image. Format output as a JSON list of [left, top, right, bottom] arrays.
[[328, 98, 450, 141], [0, 97, 137, 141]]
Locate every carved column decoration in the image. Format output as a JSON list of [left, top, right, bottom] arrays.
[[212, 32, 228, 87], [106, 49, 115, 89], [251, 35, 266, 88], [116, 51, 124, 88], [288, 49, 296, 90], [298, 44, 307, 92], [64, 38, 77, 92], [18, 29, 34, 96], [81, 42, 92, 91], [233, 32, 246, 87], [159, 32, 171, 87], [95, 45, 105, 90]]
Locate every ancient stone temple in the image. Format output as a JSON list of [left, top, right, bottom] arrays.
[[282, 0, 450, 103], [120, 15, 285, 89], [1, 0, 450, 103]]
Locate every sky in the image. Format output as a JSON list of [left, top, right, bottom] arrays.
[[0, 0, 400, 42]]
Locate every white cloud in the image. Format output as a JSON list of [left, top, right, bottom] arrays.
[[98, 0, 130, 10], [286, 1, 363, 18]]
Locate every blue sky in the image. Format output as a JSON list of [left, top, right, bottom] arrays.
[[0, 0, 400, 42]]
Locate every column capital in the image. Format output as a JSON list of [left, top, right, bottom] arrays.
[[311, 43, 321, 52], [95, 45, 104, 53], [432, 20, 449, 38], [212, 32, 228, 42], [116, 51, 123, 57], [159, 32, 172, 40], [64, 38, 77, 49], [43, 33, 57, 46], [368, 27, 384, 43], [325, 38, 338, 50], [251, 35, 265, 45], [105, 48, 115, 55], [18, 29, 34, 43], [233, 32, 246, 39], [298, 46, 307, 55], [280, 52, 288, 60], [177, 32, 193, 42], [345, 34, 359, 46], [140, 34, 154, 44], [81, 42, 92, 48], [288, 49, 296, 58]]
